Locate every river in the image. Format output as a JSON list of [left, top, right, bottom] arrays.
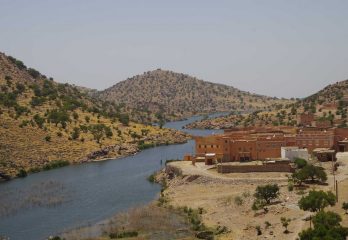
[[0, 113, 226, 240]]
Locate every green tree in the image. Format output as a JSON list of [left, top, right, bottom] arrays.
[[71, 127, 80, 140], [254, 184, 280, 204], [33, 114, 45, 128], [119, 113, 130, 126], [342, 202, 348, 214], [299, 211, 348, 240], [48, 109, 70, 128], [292, 169, 308, 186], [298, 190, 336, 212], [294, 158, 307, 169], [292, 164, 327, 185]]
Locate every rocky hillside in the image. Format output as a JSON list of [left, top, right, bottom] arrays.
[[97, 69, 291, 123], [0, 53, 188, 178], [186, 79, 348, 129]]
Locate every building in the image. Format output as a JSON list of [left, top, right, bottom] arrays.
[[281, 147, 309, 161], [298, 113, 315, 127], [193, 126, 348, 164]]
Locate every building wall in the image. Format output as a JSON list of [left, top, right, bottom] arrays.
[[296, 130, 334, 152], [194, 127, 347, 162], [195, 136, 224, 155], [217, 162, 294, 173]]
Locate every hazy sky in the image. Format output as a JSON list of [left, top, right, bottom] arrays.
[[1, 0, 348, 98]]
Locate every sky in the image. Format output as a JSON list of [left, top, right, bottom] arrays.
[[0, 0, 348, 98]]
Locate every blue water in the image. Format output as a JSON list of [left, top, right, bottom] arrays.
[[0, 114, 224, 240]]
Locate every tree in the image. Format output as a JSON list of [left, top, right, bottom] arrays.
[[280, 217, 291, 234], [291, 169, 307, 186], [71, 127, 80, 140], [292, 164, 327, 185], [294, 158, 307, 169], [119, 113, 130, 126], [48, 109, 70, 128], [254, 184, 280, 204], [342, 202, 348, 214], [299, 211, 348, 240], [72, 112, 79, 120], [33, 114, 45, 128], [298, 190, 336, 213]]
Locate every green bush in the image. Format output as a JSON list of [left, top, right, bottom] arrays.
[[71, 127, 80, 140], [109, 231, 138, 239], [16, 169, 28, 178], [27, 68, 41, 79], [33, 114, 45, 128], [43, 160, 70, 171]]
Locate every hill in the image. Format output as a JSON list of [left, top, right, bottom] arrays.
[[97, 69, 291, 123], [0, 53, 188, 178], [185, 79, 348, 129]]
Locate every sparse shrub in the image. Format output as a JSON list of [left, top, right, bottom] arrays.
[[45, 135, 51, 142], [264, 221, 271, 229], [234, 196, 243, 206], [72, 112, 79, 120], [280, 217, 291, 233], [288, 182, 294, 191], [147, 172, 156, 183], [255, 225, 262, 235]]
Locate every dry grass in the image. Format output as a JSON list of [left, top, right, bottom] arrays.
[[61, 204, 196, 240]]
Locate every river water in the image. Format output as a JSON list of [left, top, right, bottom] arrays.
[[0, 113, 226, 240]]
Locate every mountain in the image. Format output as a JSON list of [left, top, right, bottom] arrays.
[[97, 69, 291, 122], [0, 53, 188, 178], [185, 79, 348, 129]]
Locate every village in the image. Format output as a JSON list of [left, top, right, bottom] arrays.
[[183, 112, 348, 172], [159, 112, 348, 239]]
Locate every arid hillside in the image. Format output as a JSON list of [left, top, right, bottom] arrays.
[[0, 53, 188, 178], [186, 79, 348, 129], [98, 69, 291, 122]]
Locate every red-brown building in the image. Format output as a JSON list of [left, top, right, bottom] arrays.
[[194, 126, 348, 163]]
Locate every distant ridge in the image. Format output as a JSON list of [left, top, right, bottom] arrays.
[[98, 69, 290, 121]]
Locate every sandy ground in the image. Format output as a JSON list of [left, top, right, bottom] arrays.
[[163, 154, 348, 240]]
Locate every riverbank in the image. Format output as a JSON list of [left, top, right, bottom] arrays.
[[0, 127, 190, 181], [0, 113, 223, 240]]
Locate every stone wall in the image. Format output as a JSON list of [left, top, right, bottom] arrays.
[[217, 162, 294, 173]]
